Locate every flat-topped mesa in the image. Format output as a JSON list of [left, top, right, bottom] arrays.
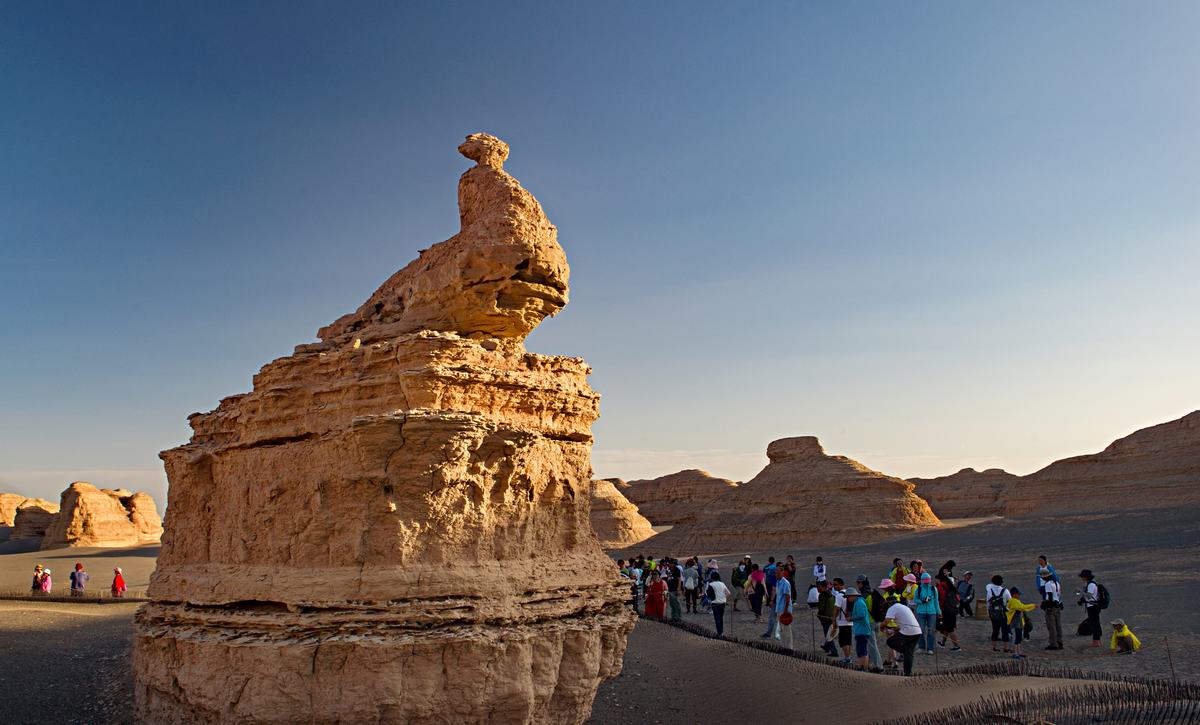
[[135, 135, 632, 725], [316, 132, 567, 345], [766, 436, 825, 461]]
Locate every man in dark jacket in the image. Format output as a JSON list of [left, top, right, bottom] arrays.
[[957, 571, 976, 617], [816, 580, 838, 656]]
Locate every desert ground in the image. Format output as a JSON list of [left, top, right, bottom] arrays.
[[1, 508, 1196, 724]]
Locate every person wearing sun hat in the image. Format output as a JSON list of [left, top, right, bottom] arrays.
[[1110, 619, 1140, 654]]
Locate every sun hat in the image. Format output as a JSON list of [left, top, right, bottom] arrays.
[[879, 578, 894, 589], [844, 588, 862, 598], [903, 573, 917, 583], [1111, 618, 1126, 627]]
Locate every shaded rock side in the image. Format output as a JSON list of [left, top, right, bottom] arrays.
[[618, 469, 739, 525], [647, 436, 940, 552], [589, 479, 655, 549], [8, 498, 60, 540], [1007, 410, 1200, 516], [133, 134, 633, 725], [909, 468, 1018, 519], [40, 482, 163, 549]]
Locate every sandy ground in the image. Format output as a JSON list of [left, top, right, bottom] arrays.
[[0, 540, 159, 598]]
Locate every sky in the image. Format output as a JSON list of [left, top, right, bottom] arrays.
[[2, 2, 1198, 508]]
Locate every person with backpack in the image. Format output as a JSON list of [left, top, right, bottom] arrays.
[[816, 580, 838, 656], [747, 563, 767, 622], [857, 575, 884, 672], [1077, 569, 1107, 648], [1039, 567, 1064, 650], [1005, 587, 1038, 659], [682, 559, 700, 613], [986, 574, 1012, 653], [706, 572, 731, 636]]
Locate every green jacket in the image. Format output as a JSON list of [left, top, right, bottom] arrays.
[[817, 590, 837, 621]]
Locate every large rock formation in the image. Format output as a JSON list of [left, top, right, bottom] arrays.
[[1, 493, 27, 527], [133, 134, 633, 725], [1006, 410, 1200, 516], [619, 469, 739, 525], [40, 482, 163, 549], [10, 498, 60, 540], [648, 437, 940, 552], [589, 479, 655, 549], [909, 468, 1018, 519]]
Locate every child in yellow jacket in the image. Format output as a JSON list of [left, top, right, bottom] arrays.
[[1006, 587, 1038, 659], [1110, 619, 1141, 654]]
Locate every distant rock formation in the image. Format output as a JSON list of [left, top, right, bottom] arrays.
[[590, 479, 655, 548], [619, 469, 739, 525], [0, 493, 26, 527], [1008, 410, 1200, 515], [909, 468, 1018, 518], [648, 437, 940, 552], [40, 482, 163, 549], [133, 134, 633, 725], [9, 498, 60, 540]]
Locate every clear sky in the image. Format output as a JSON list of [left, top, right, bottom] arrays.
[[2, 2, 1198, 507]]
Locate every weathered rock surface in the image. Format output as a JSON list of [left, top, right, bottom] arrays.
[[40, 482, 163, 549], [133, 134, 633, 725], [1, 493, 26, 527], [6, 497, 60, 540], [1007, 410, 1200, 516], [647, 437, 940, 552], [909, 468, 1018, 519], [589, 479, 655, 549], [618, 469, 739, 525]]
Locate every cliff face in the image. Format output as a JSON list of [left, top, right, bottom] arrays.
[[1006, 411, 1200, 515], [39, 482, 163, 549], [589, 479, 655, 549], [647, 437, 940, 552], [909, 468, 1017, 518], [619, 469, 739, 525], [133, 134, 633, 725], [6, 497, 60, 540]]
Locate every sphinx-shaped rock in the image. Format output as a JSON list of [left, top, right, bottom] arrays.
[[133, 134, 633, 725], [589, 479, 655, 548], [909, 468, 1017, 519], [10, 498, 60, 540], [648, 437, 940, 551], [1006, 410, 1200, 516], [618, 469, 739, 525], [40, 482, 163, 549]]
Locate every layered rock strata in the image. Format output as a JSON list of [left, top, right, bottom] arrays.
[[40, 482, 163, 549], [1, 493, 28, 527], [589, 479, 655, 549], [133, 134, 633, 724], [10, 498, 60, 540], [909, 468, 1017, 519], [648, 437, 940, 552], [619, 469, 739, 525]]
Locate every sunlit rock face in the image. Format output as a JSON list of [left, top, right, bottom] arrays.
[[133, 134, 634, 725], [618, 470, 740, 526], [589, 479, 655, 548], [39, 482, 162, 549]]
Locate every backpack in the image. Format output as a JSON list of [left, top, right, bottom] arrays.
[[987, 590, 1007, 619], [705, 583, 718, 602], [684, 574, 697, 590], [869, 591, 887, 621], [1095, 582, 1111, 610]]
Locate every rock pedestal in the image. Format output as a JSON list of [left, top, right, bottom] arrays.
[[133, 134, 633, 724]]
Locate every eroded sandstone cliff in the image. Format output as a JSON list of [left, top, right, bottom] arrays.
[[10, 498, 60, 540], [619, 469, 739, 525], [40, 482, 163, 549], [909, 468, 1017, 519], [648, 437, 940, 552], [589, 479, 655, 549], [133, 134, 633, 724]]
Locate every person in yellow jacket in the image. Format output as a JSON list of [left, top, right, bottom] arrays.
[[1110, 619, 1141, 654], [1006, 587, 1038, 659], [901, 573, 918, 607]]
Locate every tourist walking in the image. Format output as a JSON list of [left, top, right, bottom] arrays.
[[69, 562, 90, 597], [816, 580, 838, 656], [914, 572, 941, 654], [766, 567, 794, 650], [706, 572, 731, 636], [1040, 567, 1063, 650], [1006, 587, 1037, 659], [1077, 569, 1104, 648], [747, 563, 766, 622], [644, 571, 667, 620], [1110, 619, 1140, 654], [112, 567, 127, 598], [986, 575, 1012, 652], [731, 557, 750, 612], [883, 597, 923, 675], [682, 559, 700, 613], [957, 571, 976, 617]]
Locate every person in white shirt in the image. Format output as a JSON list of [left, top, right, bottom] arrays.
[[706, 572, 732, 637], [813, 556, 827, 584], [1078, 569, 1102, 647], [1040, 567, 1064, 650], [833, 578, 852, 662], [985, 575, 1013, 653], [884, 601, 922, 675]]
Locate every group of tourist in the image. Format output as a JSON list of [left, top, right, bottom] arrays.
[[29, 563, 128, 598], [618, 551, 1137, 675]]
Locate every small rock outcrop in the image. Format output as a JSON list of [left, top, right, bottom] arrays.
[[1, 493, 27, 527], [619, 469, 739, 525], [8, 498, 60, 540], [648, 436, 940, 551], [909, 468, 1017, 518], [40, 482, 163, 549], [1008, 410, 1200, 515], [589, 479, 655, 548], [133, 134, 633, 725]]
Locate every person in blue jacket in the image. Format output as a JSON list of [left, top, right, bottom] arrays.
[[914, 572, 941, 654], [1035, 555, 1059, 597]]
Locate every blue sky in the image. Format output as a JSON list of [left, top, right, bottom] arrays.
[[2, 2, 1198, 506]]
